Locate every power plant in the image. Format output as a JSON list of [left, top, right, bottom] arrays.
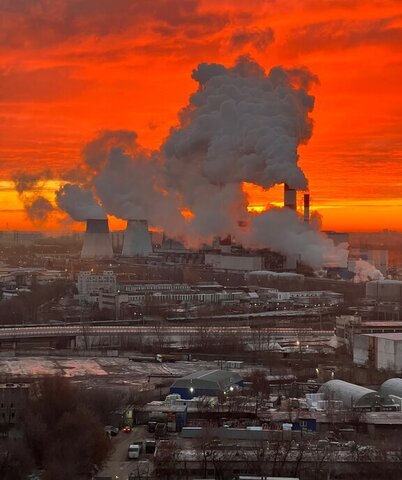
[[122, 219, 153, 257], [81, 219, 113, 259], [284, 183, 297, 210]]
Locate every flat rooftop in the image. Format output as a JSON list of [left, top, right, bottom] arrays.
[[363, 333, 402, 341]]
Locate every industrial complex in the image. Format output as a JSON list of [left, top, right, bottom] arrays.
[[0, 186, 401, 480]]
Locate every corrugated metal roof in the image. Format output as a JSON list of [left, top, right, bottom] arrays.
[[379, 378, 402, 398], [171, 369, 242, 391], [318, 380, 376, 408]]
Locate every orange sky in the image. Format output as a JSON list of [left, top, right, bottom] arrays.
[[0, 0, 401, 232]]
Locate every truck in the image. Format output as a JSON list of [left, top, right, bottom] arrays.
[[127, 443, 142, 460]]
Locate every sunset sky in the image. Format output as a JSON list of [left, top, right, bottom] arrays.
[[1, 0, 401, 232]]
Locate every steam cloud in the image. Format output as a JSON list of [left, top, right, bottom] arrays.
[[353, 259, 384, 283], [56, 184, 106, 221], [54, 55, 348, 268]]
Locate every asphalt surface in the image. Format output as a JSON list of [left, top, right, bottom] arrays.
[[97, 426, 153, 480]]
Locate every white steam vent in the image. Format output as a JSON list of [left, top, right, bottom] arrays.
[[122, 219, 153, 257], [81, 219, 113, 259]]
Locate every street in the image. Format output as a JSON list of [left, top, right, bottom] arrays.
[[96, 426, 153, 480]]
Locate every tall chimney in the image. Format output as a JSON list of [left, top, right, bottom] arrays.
[[284, 183, 297, 210], [303, 193, 310, 223], [81, 219, 114, 259], [122, 219, 153, 257]]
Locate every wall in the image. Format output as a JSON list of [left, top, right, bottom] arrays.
[[204, 254, 263, 271], [353, 335, 370, 366], [376, 337, 396, 370]]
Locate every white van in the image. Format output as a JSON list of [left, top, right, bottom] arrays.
[[128, 443, 142, 459]]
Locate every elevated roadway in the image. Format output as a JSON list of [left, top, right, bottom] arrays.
[[0, 324, 333, 340]]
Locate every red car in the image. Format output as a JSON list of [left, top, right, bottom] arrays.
[[122, 425, 132, 433]]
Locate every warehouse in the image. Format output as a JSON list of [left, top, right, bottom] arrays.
[[318, 379, 398, 411], [379, 378, 402, 399], [353, 333, 402, 372], [170, 370, 243, 399]]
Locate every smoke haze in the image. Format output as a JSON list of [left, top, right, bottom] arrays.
[[52, 56, 348, 267]]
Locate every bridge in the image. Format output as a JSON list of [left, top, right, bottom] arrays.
[[0, 324, 333, 340]]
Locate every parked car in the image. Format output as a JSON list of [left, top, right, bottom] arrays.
[[104, 425, 119, 437], [144, 439, 156, 454], [127, 443, 142, 460]]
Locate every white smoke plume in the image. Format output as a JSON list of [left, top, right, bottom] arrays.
[[163, 55, 315, 191], [242, 208, 348, 270], [54, 56, 348, 268], [56, 184, 106, 221], [352, 259, 384, 283]]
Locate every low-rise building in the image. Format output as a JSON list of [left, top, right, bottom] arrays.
[[170, 370, 243, 400], [76, 270, 116, 304], [0, 383, 30, 430], [353, 332, 402, 372]]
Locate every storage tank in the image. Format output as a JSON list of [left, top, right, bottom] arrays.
[[366, 280, 402, 302], [81, 219, 113, 259], [122, 219, 153, 257]]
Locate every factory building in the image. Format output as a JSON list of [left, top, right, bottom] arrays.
[[81, 219, 113, 259], [366, 280, 402, 303], [353, 333, 402, 372], [318, 379, 398, 411], [122, 219, 153, 257], [276, 290, 343, 306], [204, 253, 263, 271], [170, 370, 243, 399]]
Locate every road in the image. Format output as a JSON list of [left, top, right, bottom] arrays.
[[97, 425, 153, 480], [0, 323, 333, 339]]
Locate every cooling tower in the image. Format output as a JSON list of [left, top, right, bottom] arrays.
[[284, 183, 297, 210], [81, 219, 114, 259], [303, 193, 310, 223], [122, 219, 153, 257]]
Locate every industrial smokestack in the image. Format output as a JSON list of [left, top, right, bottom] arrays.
[[81, 219, 114, 259], [284, 184, 297, 210], [122, 219, 153, 257], [303, 193, 310, 223]]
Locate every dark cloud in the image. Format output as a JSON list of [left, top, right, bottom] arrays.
[[12, 169, 52, 194], [0, 0, 229, 49], [230, 27, 275, 52], [25, 196, 54, 222], [286, 16, 402, 54]]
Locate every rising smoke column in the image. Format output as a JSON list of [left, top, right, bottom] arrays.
[[54, 56, 349, 268], [55, 184, 106, 221]]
